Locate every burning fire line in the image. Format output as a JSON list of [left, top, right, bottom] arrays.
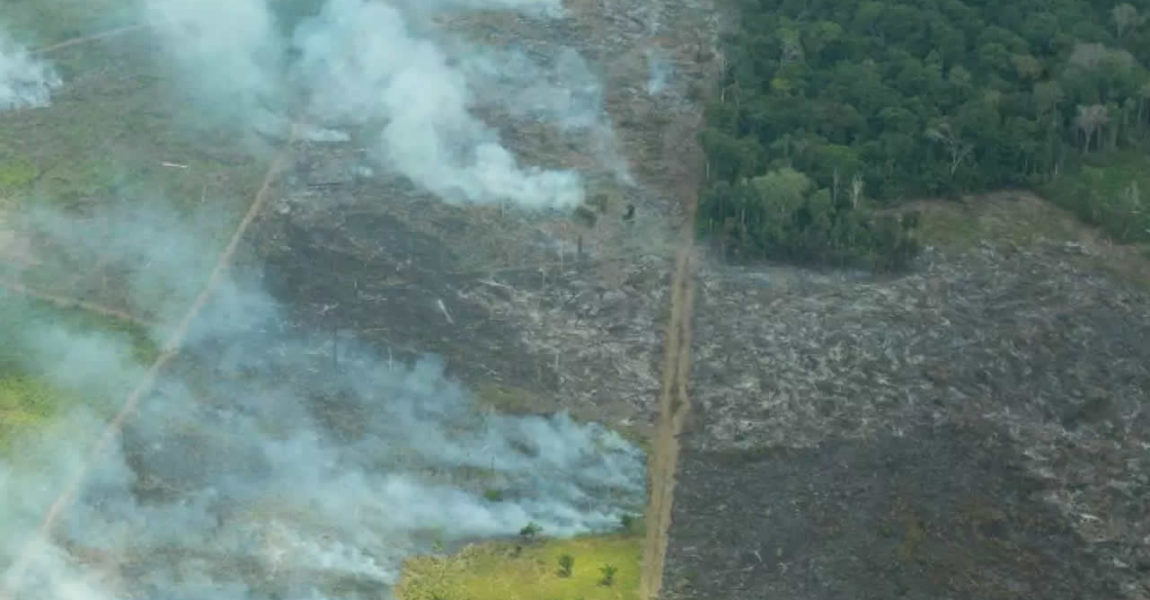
[[0, 124, 301, 599]]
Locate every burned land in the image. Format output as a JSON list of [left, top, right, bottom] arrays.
[[248, 0, 721, 439], [667, 221, 1150, 599], [3, 0, 1149, 599], [250, 3, 1150, 599]]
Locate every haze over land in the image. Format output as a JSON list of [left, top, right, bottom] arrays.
[[4, 0, 1150, 599], [0, 1, 646, 598]]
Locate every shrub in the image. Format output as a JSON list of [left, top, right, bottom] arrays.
[[619, 513, 645, 535], [557, 554, 574, 578], [573, 204, 598, 228], [598, 564, 618, 587], [518, 522, 542, 541], [619, 514, 636, 531]]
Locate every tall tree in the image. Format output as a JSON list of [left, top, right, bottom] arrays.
[[1074, 104, 1110, 152], [1113, 3, 1142, 40], [925, 122, 973, 177]]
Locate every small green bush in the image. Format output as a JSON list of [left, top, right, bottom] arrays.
[[518, 522, 542, 541], [619, 514, 636, 532], [598, 564, 617, 587], [557, 554, 574, 578], [0, 159, 37, 190]]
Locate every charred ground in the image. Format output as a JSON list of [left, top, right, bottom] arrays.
[[248, 0, 720, 438], [666, 198, 1150, 599], [245, 4, 1150, 600], [6, 1, 1149, 599]]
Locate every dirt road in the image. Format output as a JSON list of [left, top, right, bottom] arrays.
[[0, 127, 299, 600], [640, 212, 697, 600]]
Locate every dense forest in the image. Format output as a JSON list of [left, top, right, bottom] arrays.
[[701, 0, 1150, 267]]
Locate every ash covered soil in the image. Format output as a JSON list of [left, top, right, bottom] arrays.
[[250, 0, 719, 435], [238, 2, 1150, 599], [665, 202, 1150, 599]]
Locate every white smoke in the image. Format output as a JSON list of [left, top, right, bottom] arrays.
[[646, 48, 673, 96], [2, 1, 640, 595], [24, 200, 234, 328], [459, 45, 634, 183], [0, 31, 62, 111], [393, 0, 563, 15], [140, 0, 287, 144], [461, 46, 604, 131], [0, 201, 645, 600], [292, 0, 583, 209], [140, 0, 592, 209], [1, 333, 644, 600]]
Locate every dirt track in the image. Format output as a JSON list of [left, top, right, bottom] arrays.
[[0, 276, 153, 329], [640, 213, 698, 599], [0, 126, 299, 600], [6, 5, 719, 597]]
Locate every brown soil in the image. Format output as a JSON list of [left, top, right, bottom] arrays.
[[641, 242, 697, 600]]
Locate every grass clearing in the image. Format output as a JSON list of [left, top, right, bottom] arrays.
[[909, 191, 1150, 288], [2, 25, 274, 322], [1, 5, 270, 217], [907, 151, 1150, 252], [0, 375, 58, 439], [0, 294, 150, 458], [913, 192, 1084, 250], [1043, 151, 1150, 245], [0, 372, 105, 459], [1, 50, 266, 215], [0, 158, 38, 192], [395, 533, 641, 600]]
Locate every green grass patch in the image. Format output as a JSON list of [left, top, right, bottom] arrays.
[[0, 28, 271, 325], [0, 295, 152, 456], [396, 533, 641, 600], [32, 157, 122, 207], [475, 383, 554, 415], [915, 203, 987, 248], [0, 159, 38, 192], [0, 28, 268, 215], [0, 374, 85, 455], [1044, 151, 1150, 245], [3, 82, 265, 213], [0, 375, 56, 431], [914, 193, 1084, 249]]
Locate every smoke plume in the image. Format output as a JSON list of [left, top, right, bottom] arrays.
[[293, 0, 584, 209], [1, 200, 645, 599], [140, 0, 595, 209], [140, 0, 288, 147], [2, 1, 641, 597], [0, 30, 62, 111], [646, 48, 673, 96]]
